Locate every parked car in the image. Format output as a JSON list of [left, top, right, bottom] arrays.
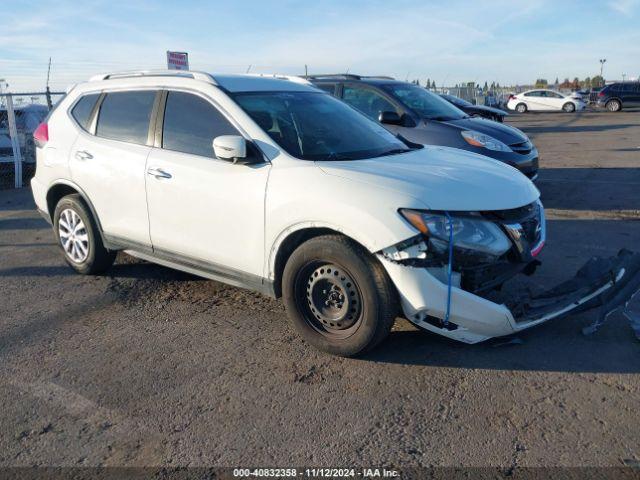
[[0, 104, 49, 160], [310, 75, 538, 179], [439, 93, 507, 122], [31, 71, 637, 356], [507, 89, 586, 113], [595, 82, 640, 111]]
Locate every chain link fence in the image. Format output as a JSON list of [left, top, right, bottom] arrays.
[[0, 91, 64, 189]]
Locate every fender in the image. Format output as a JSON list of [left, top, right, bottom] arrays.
[[266, 220, 407, 280], [46, 178, 106, 241]]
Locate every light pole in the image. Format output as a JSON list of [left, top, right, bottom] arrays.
[[599, 59, 607, 85], [622, 73, 627, 82]]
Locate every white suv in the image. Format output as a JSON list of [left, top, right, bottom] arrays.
[[31, 71, 632, 356]]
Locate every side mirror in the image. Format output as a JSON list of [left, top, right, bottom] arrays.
[[213, 135, 247, 163], [378, 111, 402, 125]]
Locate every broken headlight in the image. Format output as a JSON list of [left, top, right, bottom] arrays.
[[399, 209, 511, 259]]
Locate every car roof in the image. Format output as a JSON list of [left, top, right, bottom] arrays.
[[213, 74, 317, 93], [84, 70, 317, 94], [309, 75, 406, 87]]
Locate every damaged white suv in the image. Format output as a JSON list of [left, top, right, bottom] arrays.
[[31, 71, 638, 356]]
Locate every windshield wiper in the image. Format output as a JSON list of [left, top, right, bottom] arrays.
[[378, 148, 411, 157]]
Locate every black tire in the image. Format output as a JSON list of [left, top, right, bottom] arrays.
[[53, 194, 116, 274], [515, 103, 527, 113], [562, 102, 576, 113], [282, 235, 398, 357], [606, 99, 621, 112]]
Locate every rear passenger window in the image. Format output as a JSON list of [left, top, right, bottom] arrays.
[[317, 84, 337, 95], [162, 91, 238, 158], [96, 91, 156, 145], [71, 93, 100, 131]]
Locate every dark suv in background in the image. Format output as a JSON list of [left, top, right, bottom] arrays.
[[596, 82, 640, 111], [310, 75, 538, 180]]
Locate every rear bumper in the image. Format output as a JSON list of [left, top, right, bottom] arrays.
[[380, 250, 640, 343]]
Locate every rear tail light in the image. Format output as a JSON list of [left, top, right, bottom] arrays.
[[33, 122, 49, 148], [598, 91, 605, 97]]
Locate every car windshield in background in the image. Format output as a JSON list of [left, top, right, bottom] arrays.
[[383, 84, 467, 121], [233, 91, 411, 161], [442, 94, 473, 108]]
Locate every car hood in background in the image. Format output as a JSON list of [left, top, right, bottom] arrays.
[[441, 117, 529, 144], [318, 146, 539, 212], [465, 105, 508, 116]]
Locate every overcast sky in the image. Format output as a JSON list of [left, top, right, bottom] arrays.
[[1, 0, 639, 92]]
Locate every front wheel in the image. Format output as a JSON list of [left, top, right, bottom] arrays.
[[562, 102, 576, 113], [282, 235, 398, 356]]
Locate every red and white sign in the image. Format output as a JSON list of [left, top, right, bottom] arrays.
[[167, 51, 189, 70]]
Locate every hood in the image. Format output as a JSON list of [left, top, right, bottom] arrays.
[[465, 105, 508, 116], [318, 146, 539, 212], [442, 117, 528, 145]]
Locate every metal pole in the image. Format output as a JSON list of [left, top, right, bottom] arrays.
[[6, 95, 23, 188]]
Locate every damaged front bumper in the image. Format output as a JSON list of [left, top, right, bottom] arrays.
[[379, 249, 640, 343]]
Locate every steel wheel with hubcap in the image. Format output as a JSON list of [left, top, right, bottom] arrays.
[[563, 102, 576, 113]]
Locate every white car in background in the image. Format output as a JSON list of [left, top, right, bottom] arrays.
[[507, 89, 586, 113]]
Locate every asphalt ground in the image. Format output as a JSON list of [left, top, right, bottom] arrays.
[[0, 108, 638, 473]]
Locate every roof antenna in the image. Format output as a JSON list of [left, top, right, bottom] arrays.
[[304, 64, 308, 78], [246, 64, 252, 73]]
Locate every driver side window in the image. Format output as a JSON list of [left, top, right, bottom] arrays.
[[162, 91, 240, 158], [342, 85, 397, 120]]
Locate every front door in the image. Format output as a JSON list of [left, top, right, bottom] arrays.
[[145, 90, 270, 281]]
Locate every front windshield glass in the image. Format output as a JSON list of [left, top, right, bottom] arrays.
[[233, 91, 411, 161], [383, 84, 467, 121], [442, 94, 473, 108]]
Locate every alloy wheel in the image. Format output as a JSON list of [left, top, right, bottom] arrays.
[[58, 208, 89, 263]]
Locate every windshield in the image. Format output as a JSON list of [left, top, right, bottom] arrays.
[[382, 84, 467, 121], [442, 94, 473, 108], [233, 91, 411, 161]]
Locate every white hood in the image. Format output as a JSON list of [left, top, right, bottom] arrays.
[[318, 146, 540, 211]]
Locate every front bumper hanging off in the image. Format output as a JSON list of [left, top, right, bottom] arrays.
[[380, 249, 640, 343]]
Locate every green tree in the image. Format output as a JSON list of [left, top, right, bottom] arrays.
[[534, 78, 548, 88]]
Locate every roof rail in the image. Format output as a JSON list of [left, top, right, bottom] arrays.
[[305, 74, 362, 80], [88, 70, 217, 85], [245, 73, 312, 85], [360, 75, 396, 80]]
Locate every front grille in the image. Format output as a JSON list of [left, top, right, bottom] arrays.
[[484, 201, 544, 259], [509, 140, 532, 155]]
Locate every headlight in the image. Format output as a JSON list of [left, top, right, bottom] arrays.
[[399, 209, 511, 257], [461, 130, 511, 152]]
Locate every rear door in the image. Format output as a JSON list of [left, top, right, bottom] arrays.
[[523, 91, 547, 111], [145, 90, 270, 280], [69, 90, 157, 247]]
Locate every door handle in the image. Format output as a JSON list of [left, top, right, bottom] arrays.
[[147, 167, 172, 179], [75, 150, 93, 161]]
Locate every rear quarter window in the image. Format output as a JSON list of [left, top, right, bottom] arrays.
[[71, 93, 101, 131], [96, 91, 156, 145]]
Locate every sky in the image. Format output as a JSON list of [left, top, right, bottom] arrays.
[[1, 0, 639, 92]]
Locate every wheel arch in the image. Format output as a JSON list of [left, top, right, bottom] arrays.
[[46, 180, 105, 240], [269, 224, 376, 298]]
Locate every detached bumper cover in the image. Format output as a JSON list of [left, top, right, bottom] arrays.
[[381, 249, 640, 343]]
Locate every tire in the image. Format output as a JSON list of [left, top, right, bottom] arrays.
[[606, 99, 621, 112], [282, 235, 398, 357], [562, 102, 576, 113], [515, 103, 527, 113], [53, 194, 116, 274]]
